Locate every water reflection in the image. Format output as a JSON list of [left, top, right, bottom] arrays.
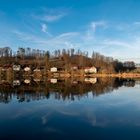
[[0, 77, 138, 103], [0, 78, 140, 140]]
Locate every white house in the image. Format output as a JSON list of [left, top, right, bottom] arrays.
[[50, 78, 57, 84], [13, 80, 20, 86], [13, 65, 21, 71], [50, 67, 57, 72], [84, 66, 97, 74], [71, 65, 78, 71], [24, 67, 31, 72]]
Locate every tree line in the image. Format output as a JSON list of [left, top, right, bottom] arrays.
[[0, 47, 136, 73]]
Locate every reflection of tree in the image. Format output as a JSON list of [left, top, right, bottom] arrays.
[[0, 78, 137, 103]]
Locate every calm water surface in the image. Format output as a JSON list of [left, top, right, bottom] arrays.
[[0, 78, 140, 140]]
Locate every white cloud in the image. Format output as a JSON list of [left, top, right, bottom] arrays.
[[133, 21, 140, 25], [42, 14, 65, 22], [90, 21, 107, 32], [102, 39, 131, 48], [83, 21, 107, 42], [41, 23, 47, 33], [12, 20, 140, 63], [55, 32, 79, 39], [40, 23, 52, 37], [13, 30, 79, 50], [32, 8, 67, 23]]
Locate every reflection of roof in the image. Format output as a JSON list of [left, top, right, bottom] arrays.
[[24, 79, 30, 84], [33, 69, 41, 72], [84, 78, 97, 84], [50, 79, 57, 84], [33, 79, 40, 82]]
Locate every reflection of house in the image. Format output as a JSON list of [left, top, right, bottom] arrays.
[[33, 69, 41, 76], [50, 67, 57, 72], [24, 67, 31, 72], [50, 79, 57, 84], [24, 79, 30, 84], [13, 80, 20, 86], [71, 65, 78, 71], [84, 66, 97, 74], [33, 79, 40, 82], [13, 65, 21, 71], [1, 64, 12, 71], [84, 78, 97, 84], [33, 69, 41, 72]]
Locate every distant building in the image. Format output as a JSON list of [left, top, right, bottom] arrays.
[[84, 66, 97, 74], [24, 67, 31, 72], [2, 64, 12, 70], [135, 63, 140, 68], [13, 80, 20, 86], [71, 65, 78, 71], [123, 61, 135, 68], [50, 67, 57, 72], [13, 65, 21, 71]]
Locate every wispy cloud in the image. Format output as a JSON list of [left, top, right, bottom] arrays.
[[40, 23, 53, 37], [55, 32, 79, 39], [133, 21, 140, 25], [11, 20, 140, 63], [41, 23, 47, 33], [84, 20, 107, 41], [0, 10, 5, 16], [32, 8, 67, 23], [12, 30, 79, 50], [90, 21, 107, 32], [41, 14, 66, 22]]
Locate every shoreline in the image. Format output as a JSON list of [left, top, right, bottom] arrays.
[[87, 73, 140, 78]]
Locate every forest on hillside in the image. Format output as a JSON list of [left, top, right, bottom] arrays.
[[0, 47, 136, 73]]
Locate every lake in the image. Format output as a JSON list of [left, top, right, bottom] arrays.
[[0, 78, 140, 140]]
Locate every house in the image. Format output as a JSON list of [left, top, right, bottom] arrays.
[[71, 65, 78, 71], [13, 80, 20, 86], [84, 66, 97, 74], [50, 78, 57, 84], [50, 67, 57, 72], [24, 67, 31, 72], [1, 64, 12, 71], [135, 63, 140, 68], [13, 65, 21, 71], [123, 61, 135, 68]]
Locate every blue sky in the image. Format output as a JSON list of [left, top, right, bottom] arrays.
[[0, 0, 140, 62]]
